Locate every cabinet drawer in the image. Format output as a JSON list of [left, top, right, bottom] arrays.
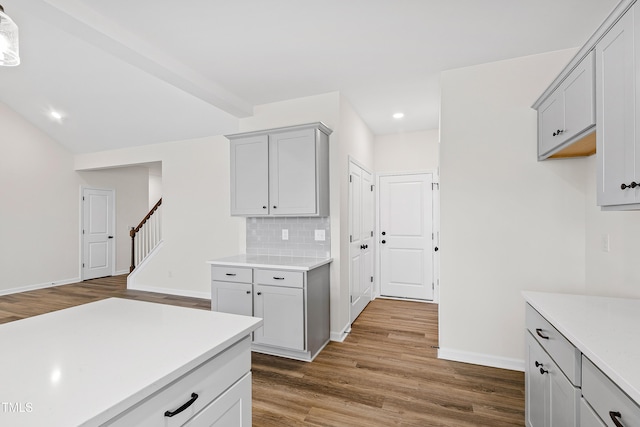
[[255, 269, 304, 288], [211, 266, 252, 283], [183, 372, 251, 427], [105, 336, 251, 427], [582, 356, 640, 427], [581, 398, 606, 427], [525, 304, 581, 386]]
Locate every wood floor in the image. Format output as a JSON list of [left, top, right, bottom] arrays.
[[0, 275, 524, 426]]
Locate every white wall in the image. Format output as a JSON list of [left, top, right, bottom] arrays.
[[0, 103, 81, 292], [374, 129, 439, 173], [584, 155, 640, 296], [439, 48, 589, 370], [0, 102, 148, 293], [75, 136, 245, 298]]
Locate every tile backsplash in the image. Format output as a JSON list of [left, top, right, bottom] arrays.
[[246, 217, 330, 258]]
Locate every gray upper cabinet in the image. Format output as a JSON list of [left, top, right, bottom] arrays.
[[227, 122, 332, 217], [536, 51, 596, 160], [596, 4, 640, 209]]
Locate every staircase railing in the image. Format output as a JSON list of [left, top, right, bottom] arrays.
[[130, 198, 162, 272]]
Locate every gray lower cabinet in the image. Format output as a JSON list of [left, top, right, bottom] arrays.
[[211, 263, 330, 361], [525, 304, 581, 427]]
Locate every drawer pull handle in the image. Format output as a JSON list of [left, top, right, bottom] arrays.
[[535, 328, 549, 339], [610, 411, 624, 427], [257, 292, 262, 295], [164, 392, 199, 417], [273, 277, 285, 280], [225, 273, 237, 276], [539, 367, 548, 375], [246, 290, 251, 294]]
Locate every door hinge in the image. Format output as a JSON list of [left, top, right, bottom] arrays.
[[350, 235, 353, 242], [82, 263, 85, 268], [82, 196, 85, 201], [370, 276, 374, 283], [371, 230, 373, 237], [432, 183, 440, 190], [350, 295, 353, 303], [371, 184, 374, 191], [349, 175, 353, 183], [82, 230, 85, 234]]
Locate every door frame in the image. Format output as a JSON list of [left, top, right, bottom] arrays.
[[375, 170, 440, 303], [80, 187, 116, 280]]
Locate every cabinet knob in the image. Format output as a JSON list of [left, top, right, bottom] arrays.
[[609, 411, 624, 427], [539, 367, 548, 375], [257, 292, 262, 295], [434, 246, 439, 252], [535, 361, 543, 368], [273, 205, 277, 209], [381, 231, 386, 236], [262, 206, 267, 209], [381, 240, 386, 244], [246, 290, 251, 294]]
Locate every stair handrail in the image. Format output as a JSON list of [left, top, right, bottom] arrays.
[[130, 198, 162, 272]]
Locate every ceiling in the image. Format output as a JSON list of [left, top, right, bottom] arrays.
[[0, 0, 618, 154]]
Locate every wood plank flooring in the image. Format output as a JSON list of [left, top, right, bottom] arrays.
[[0, 275, 524, 426]]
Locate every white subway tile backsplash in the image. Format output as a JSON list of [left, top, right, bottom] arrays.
[[246, 217, 330, 257]]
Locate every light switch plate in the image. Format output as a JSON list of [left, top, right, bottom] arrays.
[[314, 229, 325, 241], [282, 229, 289, 240]]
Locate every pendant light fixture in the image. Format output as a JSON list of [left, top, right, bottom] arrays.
[[0, 4, 20, 66]]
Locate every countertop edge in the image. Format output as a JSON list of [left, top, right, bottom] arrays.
[[207, 256, 333, 271], [522, 291, 640, 406]]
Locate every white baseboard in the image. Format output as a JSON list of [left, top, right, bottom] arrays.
[[330, 324, 352, 342], [127, 282, 210, 300], [115, 269, 129, 276], [438, 347, 524, 372], [0, 276, 81, 297]]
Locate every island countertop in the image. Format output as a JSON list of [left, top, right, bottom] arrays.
[[0, 298, 262, 426], [523, 291, 640, 405], [207, 254, 332, 271]]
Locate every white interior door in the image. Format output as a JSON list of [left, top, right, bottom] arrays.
[[349, 161, 374, 323], [82, 188, 115, 280], [379, 173, 434, 300]]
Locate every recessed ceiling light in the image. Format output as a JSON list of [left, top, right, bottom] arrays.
[[393, 112, 404, 119]]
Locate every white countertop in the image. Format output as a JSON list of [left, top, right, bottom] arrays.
[[523, 291, 640, 404], [0, 298, 262, 426], [207, 254, 332, 271]]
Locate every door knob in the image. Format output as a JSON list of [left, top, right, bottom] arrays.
[[381, 240, 386, 244]]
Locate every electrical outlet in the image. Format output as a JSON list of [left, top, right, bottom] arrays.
[[282, 229, 289, 240], [602, 234, 610, 252], [315, 229, 325, 241]]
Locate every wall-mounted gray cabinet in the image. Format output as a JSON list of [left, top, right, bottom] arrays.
[[227, 122, 331, 217], [595, 3, 640, 210], [536, 51, 595, 160]]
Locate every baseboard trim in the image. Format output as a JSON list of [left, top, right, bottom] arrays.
[[0, 276, 81, 297], [330, 324, 352, 342], [438, 347, 524, 372]]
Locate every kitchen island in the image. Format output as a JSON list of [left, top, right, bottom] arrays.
[[0, 298, 262, 426]]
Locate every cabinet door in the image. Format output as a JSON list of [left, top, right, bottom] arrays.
[[183, 373, 251, 427], [526, 333, 550, 427], [268, 128, 317, 215], [253, 284, 304, 350], [538, 94, 565, 157], [211, 281, 252, 316], [230, 135, 269, 216], [562, 51, 595, 142], [596, 7, 639, 206]]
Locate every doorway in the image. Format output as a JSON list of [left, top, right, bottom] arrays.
[[81, 187, 115, 280], [378, 173, 436, 301]]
